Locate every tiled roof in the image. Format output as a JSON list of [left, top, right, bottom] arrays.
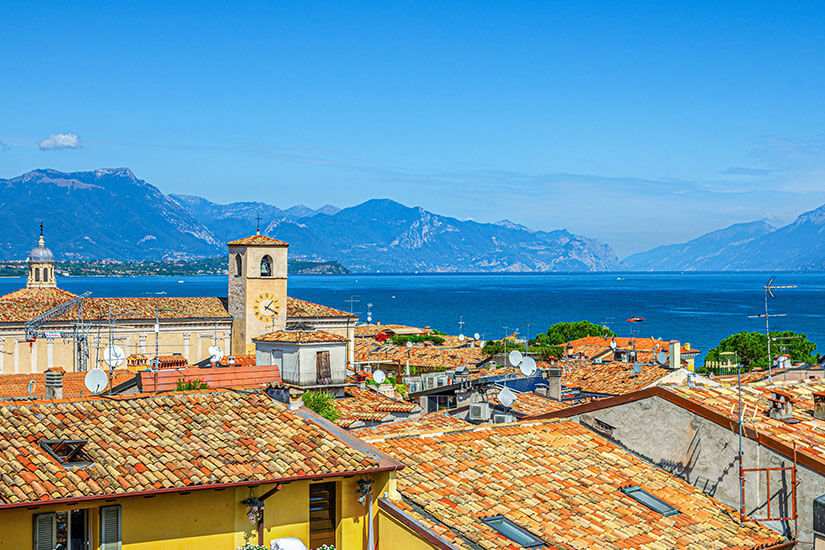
[[491, 391, 569, 416], [226, 234, 289, 246], [253, 329, 348, 344], [334, 386, 419, 428], [355, 341, 484, 372], [0, 369, 136, 400], [286, 296, 356, 318], [371, 421, 784, 550], [563, 336, 700, 357], [137, 364, 281, 392], [550, 358, 673, 395], [0, 288, 231, 323], [355, 324, 427, 337], [0, 390, 396, 507], [354, 411, 471, 441]]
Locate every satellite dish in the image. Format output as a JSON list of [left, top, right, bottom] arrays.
[[610, 340, 617, 350], [84, 369, 108, 395], [406, 341, 413, 348], [633, 363, 642, 374], [367, 315, 372, 322], [498, 386, 517, 409], [208, 345, 224, 362], [520, 356, 537, 376], [459, 334, 465, 342], [103, 345, 125, 368], [508, 350, 523, 367], [474, 333, 480, 340], [373, 369, 387, 384], [657, 352, 667, 365]]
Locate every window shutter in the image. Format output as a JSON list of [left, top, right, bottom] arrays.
[[33, 512, 55, 550], [100, 505, 122, 550]]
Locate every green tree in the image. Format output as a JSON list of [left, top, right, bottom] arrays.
[[482, 340, 563, 360], [537, 321, 616, 346], [302, 391, 341, 422], [391, 334, 445, 346], [704, 330, 817, 371]]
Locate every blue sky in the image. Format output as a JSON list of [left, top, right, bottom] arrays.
[[3, 1, 825, 256]]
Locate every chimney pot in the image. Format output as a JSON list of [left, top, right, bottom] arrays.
[[45, 370, 64, 400]]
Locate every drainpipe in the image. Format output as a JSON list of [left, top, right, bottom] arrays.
[[256, 483, 284, 546]]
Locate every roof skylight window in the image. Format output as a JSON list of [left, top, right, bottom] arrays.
[[40, 439, 93, 468], [620, 486, 679, 517], [481, 516, 546, 548]]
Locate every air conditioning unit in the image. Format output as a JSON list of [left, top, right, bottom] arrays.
[[469, 402, 491, 421], [493, 414, 508, 424]]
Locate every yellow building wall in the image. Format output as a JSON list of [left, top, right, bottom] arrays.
[[0, 473, 390, 550], [377, 509, 440, 550]]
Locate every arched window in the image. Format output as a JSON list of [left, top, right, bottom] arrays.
[[44, 268, 49, 280], [235, 254, 242, 276], [34, 268, 40, 282], [260, 255, 272, 277]]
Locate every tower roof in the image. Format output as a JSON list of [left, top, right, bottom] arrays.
[[227, 235, 289, 247], [27, 222, 54, 263]]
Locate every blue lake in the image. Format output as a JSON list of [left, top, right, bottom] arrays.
[[2, 272, 824, 363]]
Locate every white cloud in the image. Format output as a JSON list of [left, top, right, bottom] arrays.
[[38, 133, 82, 150]]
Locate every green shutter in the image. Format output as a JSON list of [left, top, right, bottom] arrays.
[[32, 513, 55, 550], [99, 505, 122, 550]]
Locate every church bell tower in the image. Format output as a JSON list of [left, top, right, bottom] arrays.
[[27, 223, 57, 289], [227, 227, 289, 355]]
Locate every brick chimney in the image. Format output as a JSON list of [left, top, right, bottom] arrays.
[[45, 368, 64, 400]]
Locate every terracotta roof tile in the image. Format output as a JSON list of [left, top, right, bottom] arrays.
[[137, 364, 281, 392], [334, 386, 419, 427], [548, 358, 673, 395], [371, 421, 784, 549], [355, 341, 483, 372], [354, 411, 471, 441], [0, 390, 388, 506], [226, 234, 289, 246], [286, 297, 356, 318], [0, 370, 135, 400], [253, 330, 348, 344]]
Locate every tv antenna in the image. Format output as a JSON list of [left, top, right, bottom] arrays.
[[748, 276, 796, 380], [345, 295, 360, 315], [458, 315, 465, 335], [366, 303, 373, 323]]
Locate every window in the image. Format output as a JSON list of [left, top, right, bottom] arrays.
[[40, 439, 93, 468], [235, 254, 242, 277], [620, 486, 679, 516], [34, 509, 91, 550], [100, 505, 122, 550], [260, 255, 272, 277], [34, 267, 40, 282], [481, 516, 546, 548], [309, 482, 336, 548], [316, 351, 332, 385]]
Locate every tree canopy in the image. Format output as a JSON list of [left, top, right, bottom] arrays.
[[301, 390, 341, 422], [704, 330, 817, 371], [534, 320, 616, 346], [481, 340, 563, 360]]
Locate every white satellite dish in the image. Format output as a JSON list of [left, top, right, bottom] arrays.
[[406, 341, 413, 348], [459, 334, 465, 342], [520, 356, 537, 376], [367, 315, 372, 322], [102, 345, 125, 368], [508, 350, 523, 367], [498, 386, 517, 409], [373, 369, 387, 384], [474, 333, 480, 340], [610, 340, 617, 350], [633, 363, 642, 374], [84, 369, 108, 395], [657, 352, 667, 365], [208, 345, 224, 362]]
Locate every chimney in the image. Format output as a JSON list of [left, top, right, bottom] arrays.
[[45, 368, 64, 400], [814, 392, 825, 420], [669, 341, 681, 369], [769, 390, 794, 421], [547, 366, 562, 401]]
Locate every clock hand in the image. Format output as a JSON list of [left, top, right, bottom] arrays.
[[264, 303, 275, 313]]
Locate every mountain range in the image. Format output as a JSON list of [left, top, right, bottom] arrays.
[[0, 168, 620, 272], [625, 206, 825, 271]]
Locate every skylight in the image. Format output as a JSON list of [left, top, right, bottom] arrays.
[[40, 439, 93, 468], [620, 486, 679, 517], [481, 516, 546, 548]]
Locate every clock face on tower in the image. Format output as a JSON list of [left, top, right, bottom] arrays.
[[253, 292, 280, 323]]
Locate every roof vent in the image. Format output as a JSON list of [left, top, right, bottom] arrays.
[[45, 369, 64, 400], [39, 439, 92, 468], [768, 390, 794, 421]]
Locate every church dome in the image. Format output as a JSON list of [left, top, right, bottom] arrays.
[[28, 229, 54, 263]]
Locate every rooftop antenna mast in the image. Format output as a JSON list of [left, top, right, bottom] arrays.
[[748, 276, 796, 380], [255, 214, 261, 235], [345, 295, 360, 315]]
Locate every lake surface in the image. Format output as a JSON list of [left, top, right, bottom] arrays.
[[2, 272, 824, 363]]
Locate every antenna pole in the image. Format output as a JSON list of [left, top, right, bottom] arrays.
[[737, 351, 744, 525], [764, 286, 771, 380], [155, 306, 160, 369]]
